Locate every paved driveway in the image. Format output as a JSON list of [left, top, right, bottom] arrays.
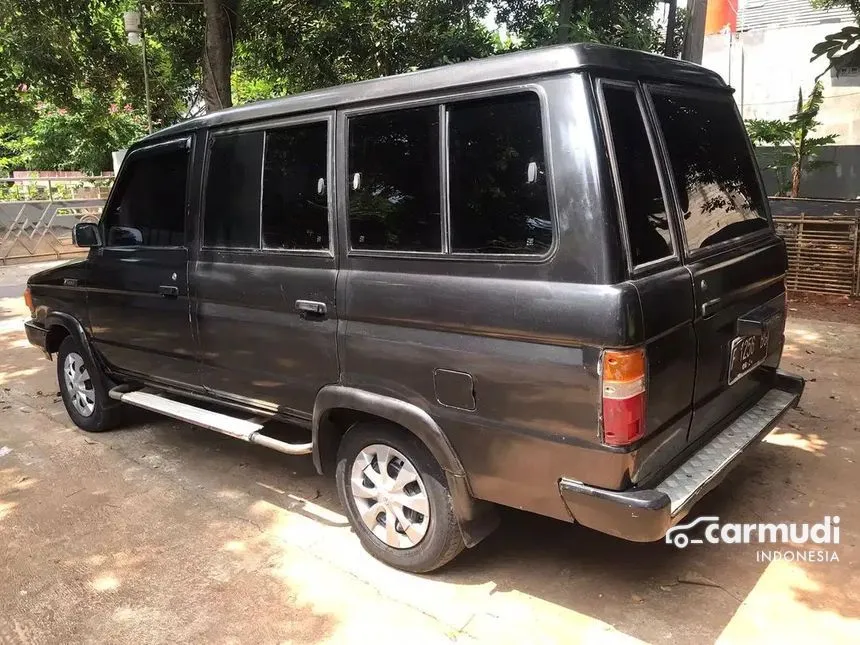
[[1, 264, 858, 643]]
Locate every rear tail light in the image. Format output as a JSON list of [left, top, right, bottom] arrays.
[[601, 348, 646, 447], [23, 286, 34, 316]]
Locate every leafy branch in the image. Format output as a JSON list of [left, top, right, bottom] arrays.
[[745, 82, 837, 197]]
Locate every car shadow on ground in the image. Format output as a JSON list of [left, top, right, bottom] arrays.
[[114, 395, 856, 643]]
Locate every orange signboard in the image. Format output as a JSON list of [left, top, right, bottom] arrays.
[[705, 0, 738, 34]]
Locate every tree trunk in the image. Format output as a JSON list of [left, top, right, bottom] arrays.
[[557, 0, 574, 44], [682, 0, 708, 62], [202, 0, 239, 113], [664, 0, 678, 57], [791, 160, 802, 198]]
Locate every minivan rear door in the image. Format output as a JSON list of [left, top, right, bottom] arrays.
[[647, 86, 787, 443], [596, 79, 697, 483]]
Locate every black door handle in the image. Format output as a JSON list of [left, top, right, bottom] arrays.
[[296, 299, 327, 317], [159, 285, 179, 298]]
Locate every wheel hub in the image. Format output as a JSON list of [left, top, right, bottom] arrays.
[[350, 443, 430, 549], [63, 352, 96, 418]]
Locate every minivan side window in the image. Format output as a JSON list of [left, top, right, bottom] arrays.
[[348, 107, 441, 252], [600, 84, 673, 266], [650, 90, 770, 251], [448, 93, 551, 255], [103, 146, 188, 247], [262, 122, 329, 250], [203, 131, 264, 249]]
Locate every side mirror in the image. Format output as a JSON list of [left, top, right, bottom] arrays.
[[72, 222, 102, 248]]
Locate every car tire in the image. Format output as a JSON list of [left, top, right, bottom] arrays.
[[336, 422, 465, 573], [56, 335, 121, 432]]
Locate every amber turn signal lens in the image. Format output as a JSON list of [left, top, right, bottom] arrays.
[[23, 286, 34, 314], [602, 348, 646, 383]]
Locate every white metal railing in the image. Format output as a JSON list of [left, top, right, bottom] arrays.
[[0, 176, 114, 264]]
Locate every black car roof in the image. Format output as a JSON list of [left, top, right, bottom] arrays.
[[141, 42, 726, 144]]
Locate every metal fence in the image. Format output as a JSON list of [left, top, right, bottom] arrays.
[[774, 213, 860, 297], [0, 177, 113, 265]]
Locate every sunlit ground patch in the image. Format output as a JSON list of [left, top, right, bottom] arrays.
[[764, 428, 828, 454]]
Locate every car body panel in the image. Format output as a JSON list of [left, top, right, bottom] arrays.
[[87, 246, 198, 386]]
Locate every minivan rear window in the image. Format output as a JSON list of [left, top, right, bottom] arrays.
[[651, 90, 770, 251]]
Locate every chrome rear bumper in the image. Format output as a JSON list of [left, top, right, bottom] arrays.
[[558, 371, 804, 542]]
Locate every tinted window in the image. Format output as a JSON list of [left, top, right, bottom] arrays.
[[203, 131, 263, 248], [652, 91, 769, 251], [448, 93, 551, 254], [262, 122, 329, 250], [348, 107, 441, 252], [104, 146, 188, 247], [602, 85, 672, 265]]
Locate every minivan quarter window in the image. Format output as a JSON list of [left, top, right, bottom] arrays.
[[262, 121, 330, 251], [103, 144, 189, 247], [348, 106, 441, 253], [203, 131, 264, 249], [448, 92, 552, 255], [649, 88, 770, 252], [599, 82, 673, 267]]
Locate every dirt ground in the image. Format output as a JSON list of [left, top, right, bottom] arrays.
[[1, 264, 859, 644]]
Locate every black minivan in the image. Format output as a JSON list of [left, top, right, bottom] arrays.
[[25, 43, 804, 572]]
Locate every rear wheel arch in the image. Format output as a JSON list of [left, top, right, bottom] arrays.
[[312, 385, 465, 477], [312, 385, 499, 548]]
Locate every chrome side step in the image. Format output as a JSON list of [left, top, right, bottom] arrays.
[[109, 387, 312, 455]]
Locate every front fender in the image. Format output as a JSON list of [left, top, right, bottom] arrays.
[[44, 312, 114, 394]]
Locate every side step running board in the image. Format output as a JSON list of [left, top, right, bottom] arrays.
[[109, 387, 313, 456]]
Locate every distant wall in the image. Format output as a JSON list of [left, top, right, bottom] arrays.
[[755, 145, 860, 200], [769, 196, 860, 218], [703, 24, 860, 146]]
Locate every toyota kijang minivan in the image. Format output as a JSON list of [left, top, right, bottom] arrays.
[[24, 43, 804, 572]]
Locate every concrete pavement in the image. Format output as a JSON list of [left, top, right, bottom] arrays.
[[1, 262, 859, 644]]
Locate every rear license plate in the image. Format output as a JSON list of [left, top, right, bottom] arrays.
[[728, 328, 771, 385]]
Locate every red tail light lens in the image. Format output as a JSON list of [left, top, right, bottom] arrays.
[[601, 348, 646, 446], [23, 287, 34, 316]]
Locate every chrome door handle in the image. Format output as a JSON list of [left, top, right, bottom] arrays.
[[159, 285, 179, 298], [295, 299, 327, 317]]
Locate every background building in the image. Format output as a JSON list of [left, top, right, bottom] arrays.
[[702, 0, 860, 198]]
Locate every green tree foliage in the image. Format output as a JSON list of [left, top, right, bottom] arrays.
[[489, 0, 661, 51], [236, 0, 496, 96], [0, 1, 201, 128], [1, 0, 669, 174], [746, 82, 837, 198], [0, 0, 205, 174], [811, 1, 860, 74], [20, 94, 146, 174]]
